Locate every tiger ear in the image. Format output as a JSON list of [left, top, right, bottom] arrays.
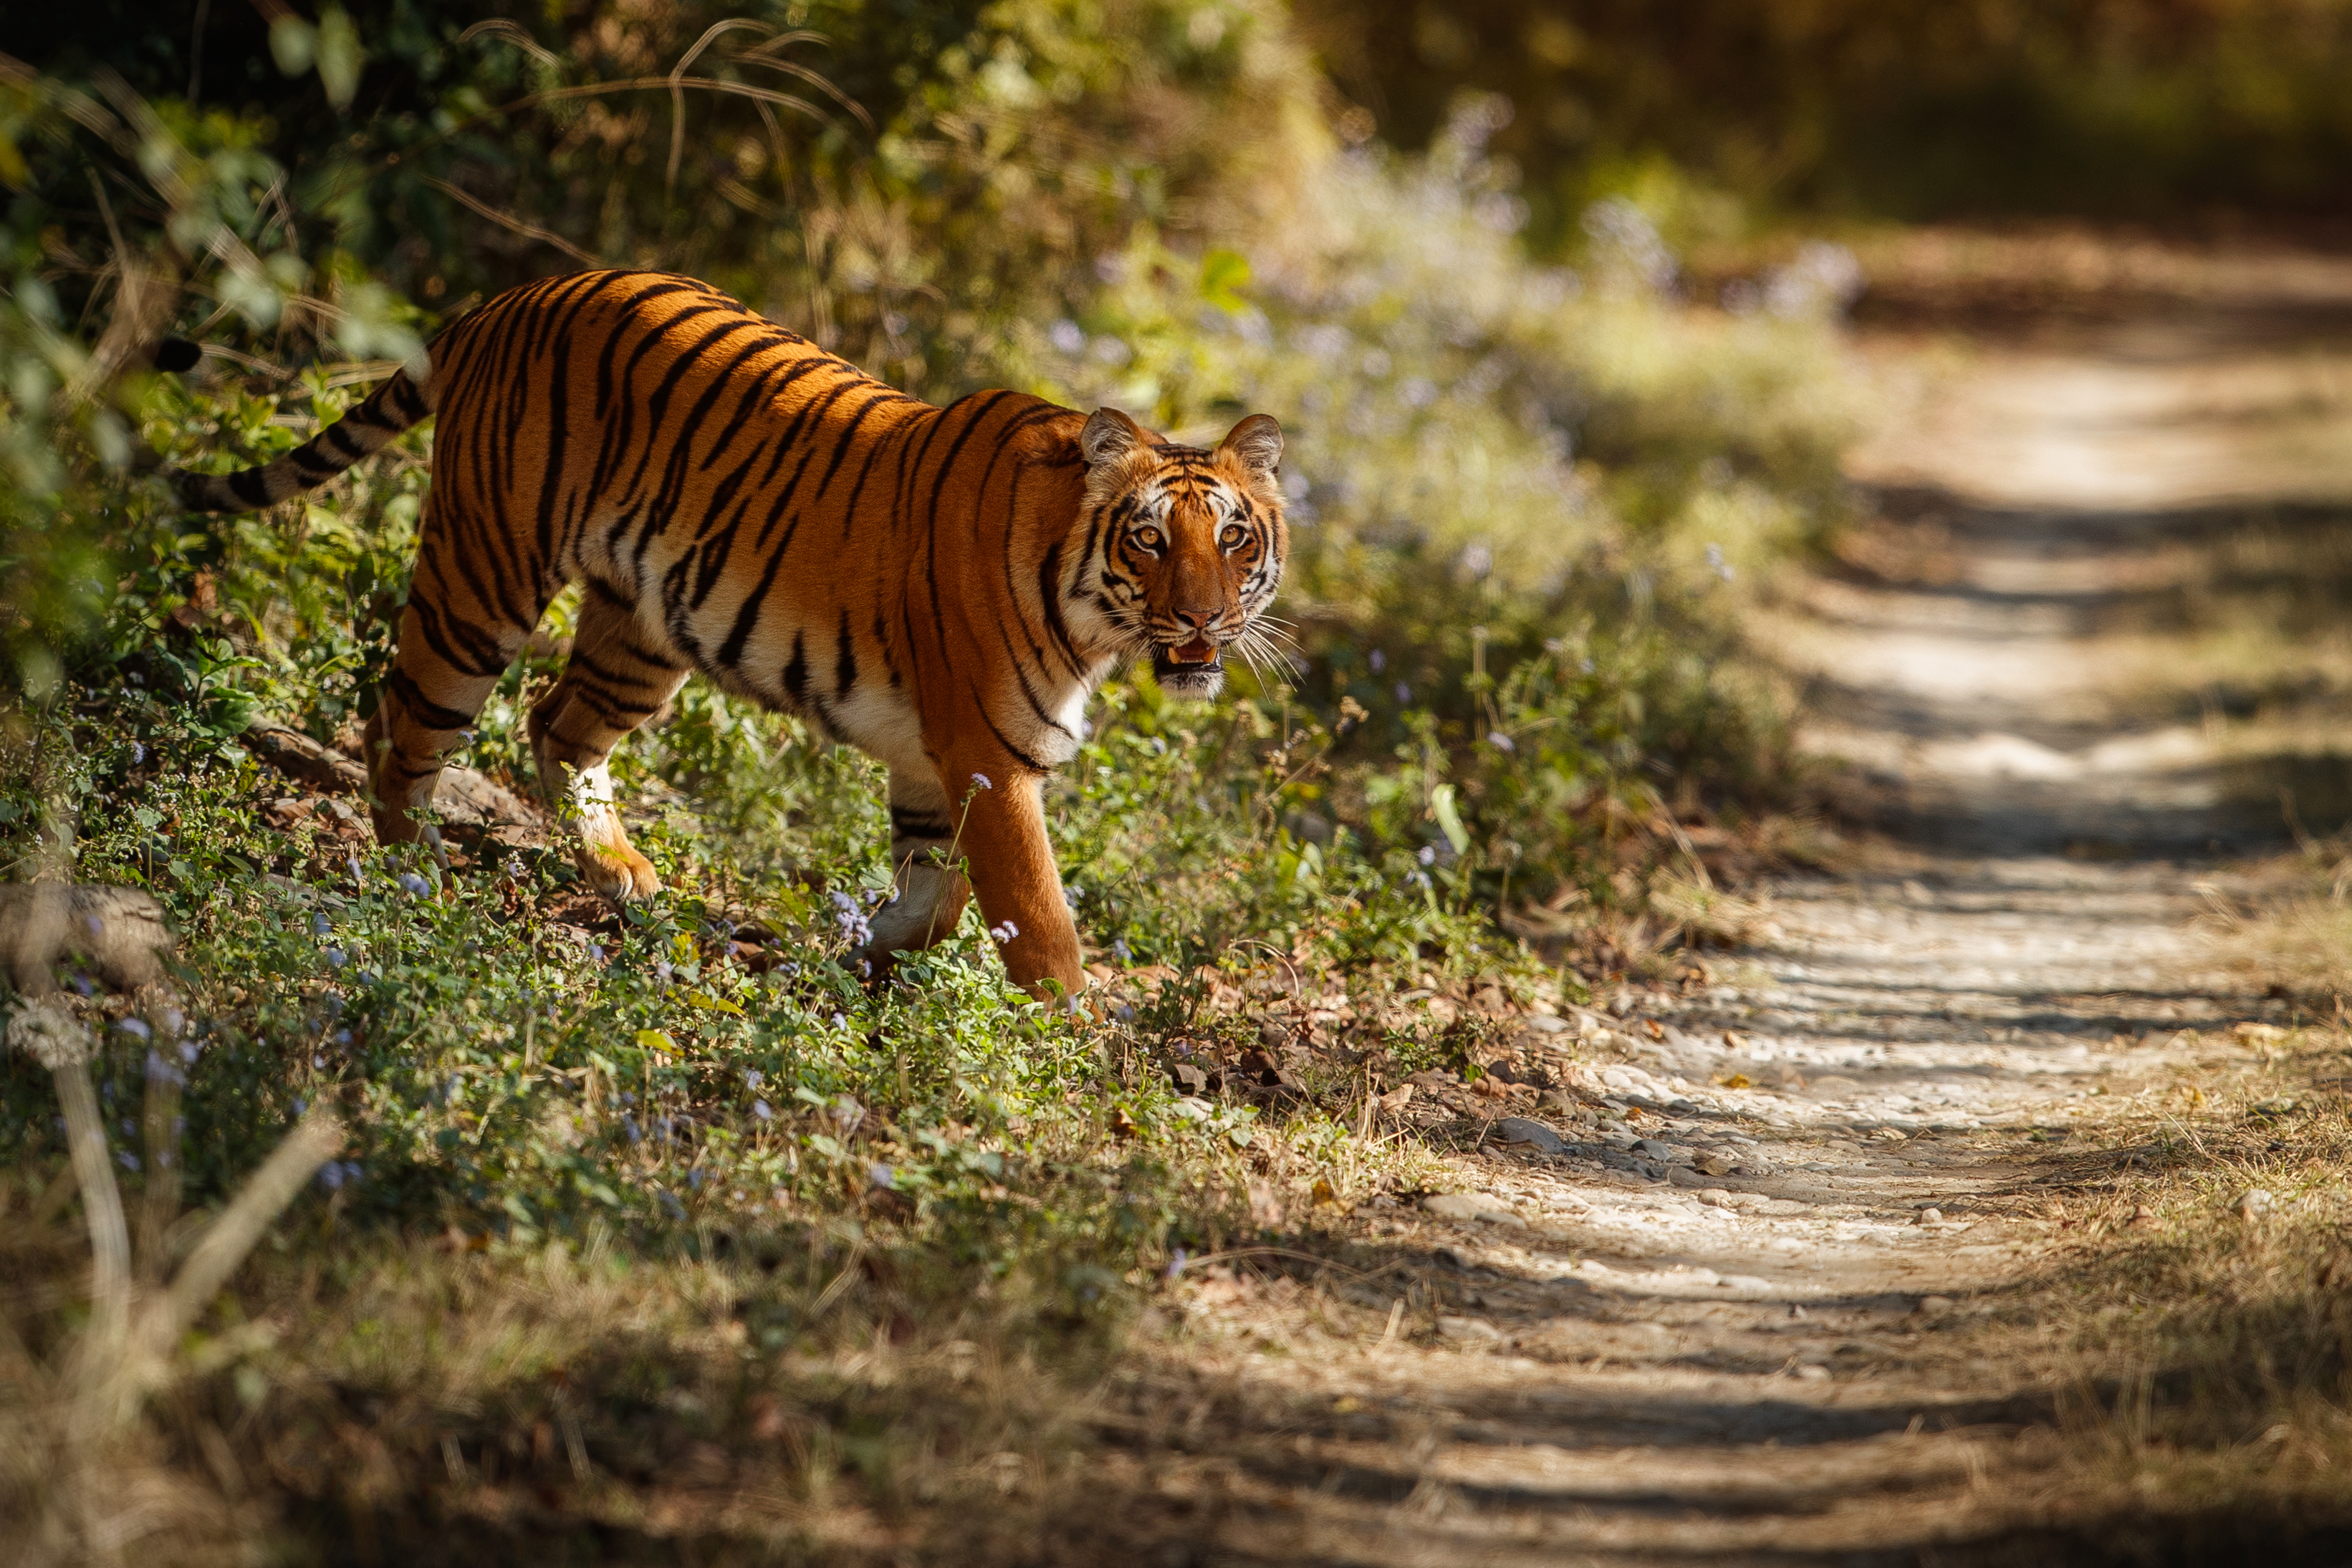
[[1217, 413, 1283, 482], [1080, 407, 1148, 467]]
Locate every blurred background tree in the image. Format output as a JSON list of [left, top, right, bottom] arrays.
[[1297, 0, 2352, 252]]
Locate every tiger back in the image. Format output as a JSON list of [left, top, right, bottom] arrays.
[[171, 269, 1288, 999]]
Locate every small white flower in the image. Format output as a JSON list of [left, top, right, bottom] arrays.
[[969, 772, 994, 792]]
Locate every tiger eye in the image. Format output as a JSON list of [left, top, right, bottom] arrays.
[[1219, 524, 1247, 549], [1136, 528, 1162, 549]]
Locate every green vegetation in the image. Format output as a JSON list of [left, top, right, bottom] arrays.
[[1302, 0, 2352, 244], [1, 2, 1856, 1557]]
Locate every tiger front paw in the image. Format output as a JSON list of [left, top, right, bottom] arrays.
[[584, 845, 664, 903]]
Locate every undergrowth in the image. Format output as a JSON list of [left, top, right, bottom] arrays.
[[1, 6, 1856, 1559]]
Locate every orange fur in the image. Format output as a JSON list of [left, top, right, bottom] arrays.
[[171, 270, 1287, 999]]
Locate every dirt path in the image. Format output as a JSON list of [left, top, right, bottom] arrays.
[[1082, 236, 2352, 1566]]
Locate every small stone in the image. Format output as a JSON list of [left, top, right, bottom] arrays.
[[5, 997, 95, 1071], [1524, 1014, 1569, 1034], [1793, 1363, 1832, 1382], [1732, 1162, 1776, 1178], [1787, 1304, 1808, 1320], [1494, 1116, 1569, 1155], [1914, 1207, 1943, 1226], [1694, 1150, 1738, 1177], [1436, 1315, 1504, 1344], [1422, 1193, 1526, 1228], [1698, 1188, 1734, 1208], [1636, 1137, 1676, 1161], [2234, 1189, 2275, 1221], [1916, 1295, 1956, 1318]]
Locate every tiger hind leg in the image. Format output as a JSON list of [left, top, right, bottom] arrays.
[[527, 585, 690, 903], [857, 766, 973, 971], [364, 595, 528, 870]]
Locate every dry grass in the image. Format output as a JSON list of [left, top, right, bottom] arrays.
[[1976, 984, 2352, 1549]]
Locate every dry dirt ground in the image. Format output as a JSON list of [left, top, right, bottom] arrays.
[[1055, 234, 2352, 1567]]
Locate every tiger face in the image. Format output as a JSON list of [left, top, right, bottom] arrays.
[[1077, 408, 1287, 700]]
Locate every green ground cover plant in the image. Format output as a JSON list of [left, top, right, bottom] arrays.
[[0, 4, 1856, 1557]]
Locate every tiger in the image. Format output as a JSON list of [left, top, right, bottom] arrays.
[[166, 269, 1288, 1001]]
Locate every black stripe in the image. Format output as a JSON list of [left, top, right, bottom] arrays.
[[386, 668, 474, 731], [974, 688, 1052, 772], [714, 537, 789, 670], [782, 629, 809, 708], [569, 645, 673, 694], [834, 606, 858, 700]]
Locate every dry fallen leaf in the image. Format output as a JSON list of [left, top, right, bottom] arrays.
[[1718, 1072, 1752, 1089]]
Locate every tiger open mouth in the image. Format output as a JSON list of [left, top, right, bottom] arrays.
[[1152, 633, 1225, 693]]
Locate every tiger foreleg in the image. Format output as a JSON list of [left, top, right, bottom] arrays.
[[933, 759, 1088, 1004]]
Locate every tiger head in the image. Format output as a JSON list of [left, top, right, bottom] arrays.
[[1076, 407, 1288, 700]]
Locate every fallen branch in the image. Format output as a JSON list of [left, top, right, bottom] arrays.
[[244, 717, 542, 832]]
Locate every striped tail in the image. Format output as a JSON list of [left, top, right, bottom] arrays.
[[168, 369, 435, 514]]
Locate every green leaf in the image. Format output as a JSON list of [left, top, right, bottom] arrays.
[[1430, 783, 1470, 856], [1200, 248, 1251, 312], [315, 6, 365, 109], [634, 1029, 676, 1052], [269, 16, 317, 75]]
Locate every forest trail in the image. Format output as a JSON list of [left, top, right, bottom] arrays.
[[1079, 235, 2352, 1567]]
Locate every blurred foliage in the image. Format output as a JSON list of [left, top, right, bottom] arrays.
[[10, 0, 1317, 395], [1299, 0, 2352, 244]]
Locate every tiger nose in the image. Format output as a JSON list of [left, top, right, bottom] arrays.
[[1173, 607, 1216, 633]]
